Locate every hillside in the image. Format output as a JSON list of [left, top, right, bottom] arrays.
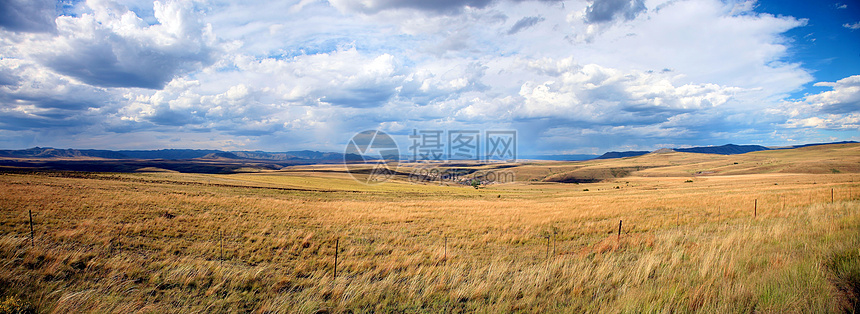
[[594, 141, 857, 160], [673, 143, 769, 155], [518, 143, 860, 183], [595, 151, 650, 159]]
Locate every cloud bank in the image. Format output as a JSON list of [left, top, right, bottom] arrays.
[[0, 0, 856, 153], [0, 0, 57, 33]]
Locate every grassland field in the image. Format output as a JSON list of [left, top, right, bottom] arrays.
[[1, 143, 859, 313]]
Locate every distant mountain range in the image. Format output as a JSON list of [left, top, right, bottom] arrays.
[[0, 141, 856, 162], [594, 151, 652, 159], [595, 141, 858, 159], [0, 147, 364, 162]]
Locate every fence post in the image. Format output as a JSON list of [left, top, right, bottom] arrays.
[[28, 210, 34, 247], [754, 199, 757, 217], [220, 230, 224, 265], [832, 188, 834, 203], [617, 220, 622, 240], [545, 236, 550, 259]]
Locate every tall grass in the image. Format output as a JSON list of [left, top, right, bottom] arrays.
[[0, 171, 858, 313]]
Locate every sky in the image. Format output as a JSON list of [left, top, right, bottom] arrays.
[[0, 0, 858, 155]]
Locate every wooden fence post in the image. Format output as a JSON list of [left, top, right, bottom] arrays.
[[617, 220, 622, 240], [754, 199, 757, 217], [545, 236, 550, 259], [220, 230, 224, 265]]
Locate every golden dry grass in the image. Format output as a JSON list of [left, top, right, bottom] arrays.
[[0, 144, 859, 313]]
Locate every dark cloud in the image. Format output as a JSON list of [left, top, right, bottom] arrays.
[[821, 100, 860, 114], [0, 0, 56, 33], [35, 2, 217, 90], [147, 110, 196, 127], [0, 109, 92, 131], [507, 16, 545, 35], [0, 63, 110, 113], [0, 90, 107, 134], [0, 70, 19, 86], [321, 87, 398, 108], [220, 123, 286, 137], [12, 96, 100, 111], [144, 104, 214, 127], [43, 38, 213, 90], [585, 0, 646, 24]]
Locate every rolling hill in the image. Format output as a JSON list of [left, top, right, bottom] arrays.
[[523, 142, 860, 183], [594, 141, 857, 160]]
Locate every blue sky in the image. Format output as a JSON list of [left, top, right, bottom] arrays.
[[0, 0, 857, 155], [755, 0, 860, 97]]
